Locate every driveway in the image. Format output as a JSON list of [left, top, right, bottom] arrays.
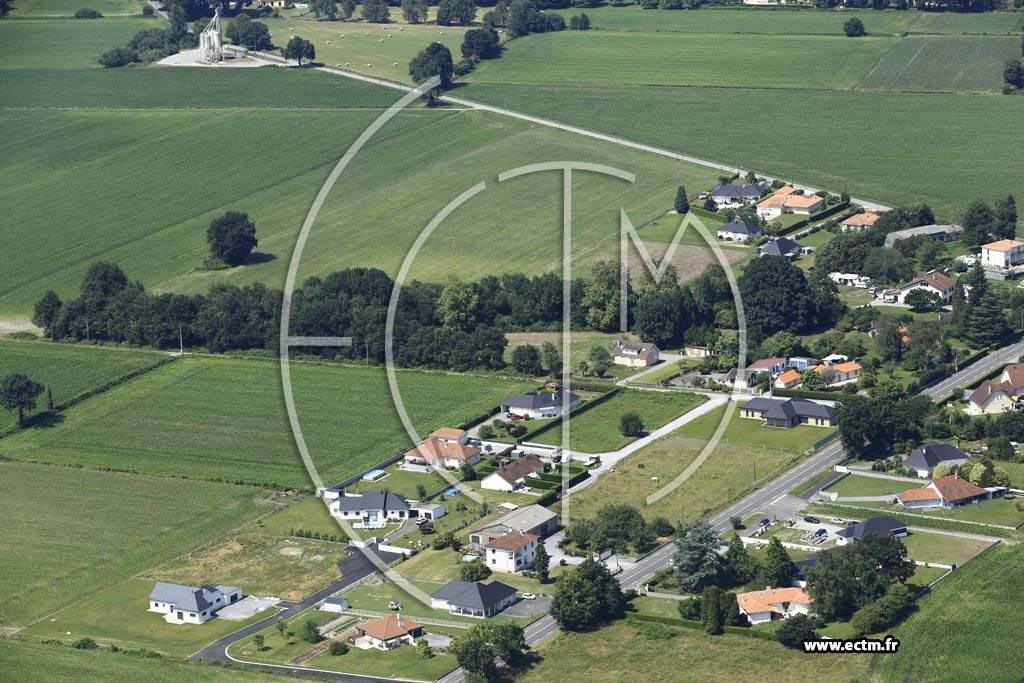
[[503, 596, 552, 617]]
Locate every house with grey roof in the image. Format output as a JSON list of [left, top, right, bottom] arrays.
[[717, 219, 762, 242], [469, 504, 559, 548], [901, 442, 968, 478], [148, 582, 241, 624], [739, 397, 835, 429], [430, 580, 518, 618], [756, 237, 801, 260], [835, 516, 907, 545], [500, 388, 580, 419], [327, 490, 411, 524], [709, 183, 765, 207], [883, 224, 962, 248]]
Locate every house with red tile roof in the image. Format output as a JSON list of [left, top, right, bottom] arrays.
[[484, 530, 540, 574], [896, 474, 999, 510], [813, 361, 862, 385], [840, 212, 880, 232], [894, 271, 956, 305], [967, 363, 1024, 415], [735, 587, 814, 625], [352, 614, 424, 650], [774, 368, 802, 389], [404, 428, 482, 470], [981, 239, 1024, 270]]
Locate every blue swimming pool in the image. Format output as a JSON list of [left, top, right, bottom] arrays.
[[363, 469, 388, 482]]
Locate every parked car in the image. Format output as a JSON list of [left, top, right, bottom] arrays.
[[509, 414, 524, 421], [1005, 492, 1015, 500], [415, 518, 429, 526], [814, 528, 827, 537], [521, 593, 536, 600], [803, 516, 820, 524], [759, 517, 771, 527], [829, 518, 845, 525]]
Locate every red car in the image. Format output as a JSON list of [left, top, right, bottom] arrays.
[[509, 414, 524, 421]]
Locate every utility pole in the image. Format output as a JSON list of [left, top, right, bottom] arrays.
[[753, 461, 758, 489], [179, 324, 184, 356], [85, 318, 90, 342]]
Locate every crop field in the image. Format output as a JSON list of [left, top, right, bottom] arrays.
[[858, 35, 1020, 92], [0, 356, 537, 487], [522, 620, 866, 683], [0, 340, 166, 430], [462, 81, 1024, 221], [0, 460, 270, 627], [263, 17, 470, 85], [531, 389, 705, 453], [550, 6, 1023, 36], [1, 639, 302, 683], [9, 0, 145, 16], [22, 578, 275, 658], [568, 434, 803, 522], [865, 543, 1018, 683], [469, 31, 896, 90], [0, 18, 161, 69]]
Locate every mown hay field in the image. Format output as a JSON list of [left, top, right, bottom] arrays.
[[865, 543, 1021, 683], [0, 356, 536, 486], [0, 340, 166, 430], [461, 81, 1024, 221], [0, 460, 271, 627], [857, 34, 1020, 92], [469, 31, 896, 89], [550, 6, 1023, 36]]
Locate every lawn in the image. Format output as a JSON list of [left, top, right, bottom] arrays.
[[460, 82, 1024, 222], [229, 606, 460, 680], [21, 579, 275, 658], [0, 18, 161, 69], [469, 31, 897, 90], [568, 435, 804, 523], [342, 579, 532, 625], [822, 473, 916, 498], [0, 460, 271, 628], [858, 35, 1020, 93], [531, 389, 706, 453], [144, 498, 348, 601], [0, 357, 536, 487], [345, 463, 450, 499], [849, 497, 1024, 528], [391, 545, 557, 594], [0, 339, 167, 430], [675, 402, 834, 453], [520, 620, 867, 683], [0, 639, 304, 683], [548, 6, 1023, 36], [9, 0, 145, 16], [865, 543, 1020, 683], [899, 531, 992, 566]]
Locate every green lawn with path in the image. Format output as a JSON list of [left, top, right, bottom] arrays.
[[847, 497, 1024, 528], [532, 389, 706, 453], [22, 579, 274, 658]]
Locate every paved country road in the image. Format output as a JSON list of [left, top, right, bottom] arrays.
[[921, 337, 1024, 402]]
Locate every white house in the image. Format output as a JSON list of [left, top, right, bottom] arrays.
[[829, 272, 870, 288], [500, 388, 580, 419], [353, 615, 424, 650], [328, 490, 411, 523], [896, 475, 998, 509], [481, 454, 545, 492], [981, 239, 1024, 270], [484, 530, 539, 574], [716, 218, 762, 242], [612, 340, 660, 367], [735, 587, 813, 625], [893, 271, 956, 305], [403, 428, 482, 469], [430, 581, 518, 618], [684, 344, 714, 358], [148, 582, 242, 624], [966, 363, 1024, 415]]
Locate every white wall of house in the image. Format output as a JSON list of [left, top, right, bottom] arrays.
[[486, 541, 537, 574], [481, 472, 518, 492]]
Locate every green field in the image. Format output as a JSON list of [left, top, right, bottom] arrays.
[[470, 31, 895, 89], [22, 579, 274, 658], [865, 543, 1018, 683], [462, 81, 1024, 221], [551, 6, 1023, 36], [9, 0, 145, 16], [531, 389, 706, 452], [522, 619, 867, 683], [0, 356, 536, 486], [858, 35, 1020, 92], [840, 497, 1024, 528], [0, 340, 167, 430], [568, 434, 803, 522], [822, 473, 914, 497], [0, 18, 161, 69], [675, 402, 833, 452], [0, 460, 269, 627], [0, 639, 302, 683], [900, 530, 992, 566]]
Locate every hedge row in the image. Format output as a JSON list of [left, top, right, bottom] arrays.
[[772, 387, 851, 403], [771, 200, 850, 237], [807, 502, 1018, 538], [626, 613, 776, 641]]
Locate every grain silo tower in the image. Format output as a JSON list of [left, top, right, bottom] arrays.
[[198, 9, 223, 64]]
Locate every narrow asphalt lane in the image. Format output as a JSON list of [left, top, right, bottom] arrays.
[[922, 337, 1024, 401]]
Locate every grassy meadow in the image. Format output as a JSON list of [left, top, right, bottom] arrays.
[[0, 17, 161, 69], [522, 619, 867, 683], [0, 340, 167, 430], [865, 543, 1019, 683], [858, 35, 1020, 92], [471, 31, 897, 89], [0, 356, 536, 486], [674, 402, 833, 452], [8, 0, 145, 16], [0, 460, 271, 628], [550, 6, 1023, 36]]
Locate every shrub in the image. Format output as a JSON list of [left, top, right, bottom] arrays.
[[98, 47, 139, 68], [72, 637, 99, 649], [142, 3, 154, 15], [75, 7, 103, 18], [329, 640, 349, 655]]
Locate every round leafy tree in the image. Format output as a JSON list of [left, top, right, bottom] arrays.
[[207, 211, 258, 266]]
